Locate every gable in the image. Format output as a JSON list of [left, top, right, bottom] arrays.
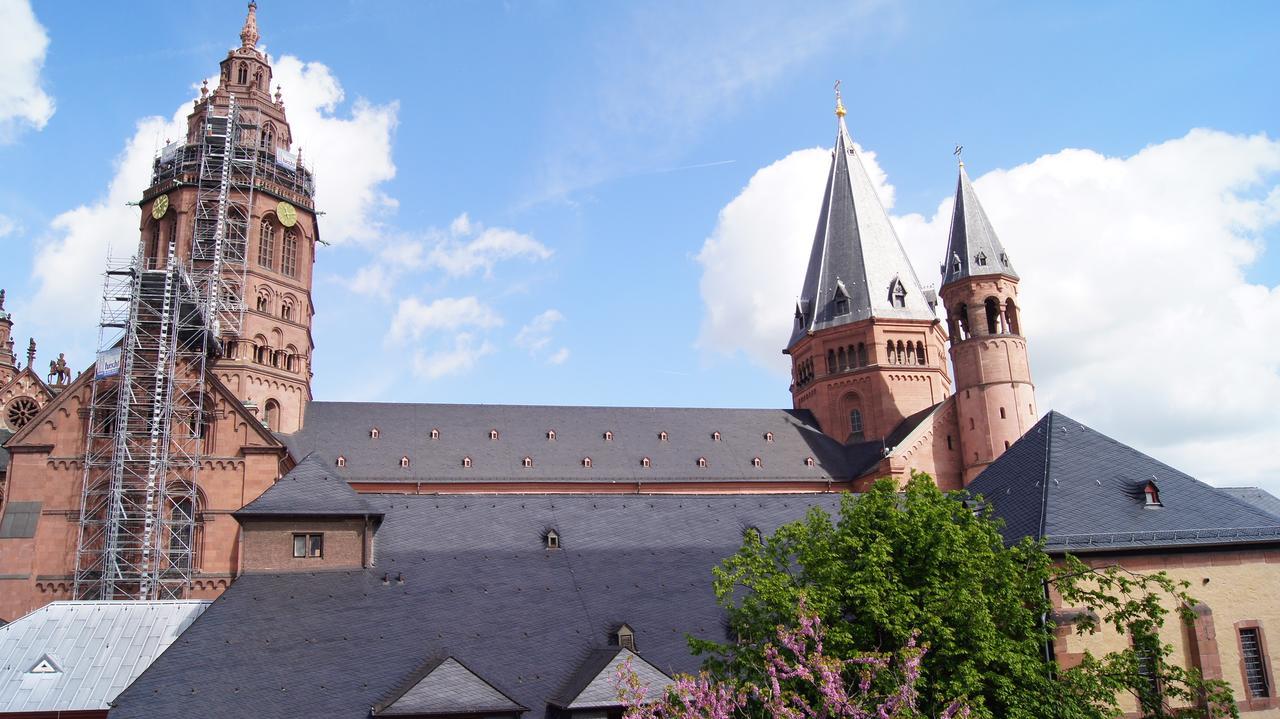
[[374, 656, 525, 716]]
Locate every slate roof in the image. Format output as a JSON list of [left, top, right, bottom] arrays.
[[109, 493, 844, 719], [374, 656, 526, 716], [235, 452, 380, 518], [0, 600, 208, 713], [0, 428, 12, 474], [941, 165, 1017, 287], [1218, 487, 1280, 520], [550, 647, 672, 709], [789, 114, 935, 347], [967, 411, 1280, 552], [282, 402, 878, 483]]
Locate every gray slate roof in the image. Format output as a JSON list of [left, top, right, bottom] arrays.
[[236, 452, 379, 518], [967, 411, 1280, 552], [282, 402, 878, 483], [941, 165, 1017, 287], [550, 647, 672, 709], [375, 656, 526, 716], [789, 117, 935, 347], [0, 428, 12, 474], [0, 600, 208, 713], [110, 493, 844, 719], [1218, 487, 1280, 520]]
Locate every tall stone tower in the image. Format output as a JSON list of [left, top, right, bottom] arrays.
[[786, 94, 952, 445], [938, 161, 1035, 484], [0, 290, 15, 386], [138, 1, 316, 432]]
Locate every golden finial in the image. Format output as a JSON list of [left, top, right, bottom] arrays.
[[834, 80, 846, 118]]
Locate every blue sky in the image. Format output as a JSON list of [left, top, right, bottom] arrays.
[[2, 1, 1278, 487]]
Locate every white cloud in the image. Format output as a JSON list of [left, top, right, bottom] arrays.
[[515, 309, 569, 363], [698, 129, 1280, 491], [0, 0, 54, 142], [0, 214, 16, 237], [411, 333, 495, 380], [25, 55, 398, 341], [388, 296, 503, 343]]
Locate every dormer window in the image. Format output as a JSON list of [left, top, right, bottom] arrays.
[[804, 457, 815, 467], [615, 624, 636, 652], [400, 456, 410, 468], [641, 457, 651, 469], [659, 431, 668, 441], [764, 431, 774, 442], [545, 529, 560, 550], [999, 252, 1009, 266], [582, 457, 592, 468], [752, 457, 762, 468], [951, 253, 962, 273], [462, 456, 472, 468], [974, 252, 988, 266], [370, 427, 380, 439], [1143, 481, 1162, 507], [430, 428, 440, 440], [889, 277, 908, 309], [697, 457, 708, 469], [522, 456, 533, 468], [489, 429, 499, 440], [336, 455, 346, 468], [547, 430, 556, 441], [712, 431, 721, 441]]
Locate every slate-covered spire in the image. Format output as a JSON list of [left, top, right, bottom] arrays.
[[941, 161, 1017, 287], [789, 92, 935, 347]]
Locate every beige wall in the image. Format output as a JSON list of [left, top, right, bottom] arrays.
[[1054, 548, 1280, 716], [240, 517, 368, 573]]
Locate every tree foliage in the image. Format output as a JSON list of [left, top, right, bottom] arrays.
[[690, 473, 1236, 719]]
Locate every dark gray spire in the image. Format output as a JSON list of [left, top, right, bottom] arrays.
[[941, 164, 1017, 287], [789, 113, 935, 348]]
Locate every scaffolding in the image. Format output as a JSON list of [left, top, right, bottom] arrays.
[[72, 97, 259, 600]]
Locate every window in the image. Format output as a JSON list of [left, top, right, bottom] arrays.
[[547, 430, 556, 441], [257, 219, 275, 270], [886, 341, 895, 364], [1133, 631, 1163, 713], [489, 429, 499, 440], [712, 431, 721, 441], [582, 457, 592, 468], [1004, 441, 1010, 450], [281, 231, 298, 277], [400, 456, 410, 468], [827, 349, 836, 374], [752, 457, 762, 468], [697, 457, 708, 468], [896, 341, 906, 365], [149, 222, 161, 266], [804, 457, 815, 467], [167, 497, 196, 569], [659, 431, 668, 441], [837, 347, 847, 371], [281, 301, 293, 322], [889, 278, 907, 308], [370, 427, 380, 439], [1006, 298, 1020, 335], [999, 407, 1006, 419], [974, 252, 988, 266], [764, 432, 774, 442], [293, 533, 323, 558], [430, 428, 440, 440], [462, 456, 472, 468], [1144, 482, 1162, 507], [6, 397, 39, 430], [263, 399, 279, 430], [1239, 627, 1271, 699], [946, 435, 953, 451], [916, 341, 926, 365], [857, 343, 867, 366], [0, 501, 42, 538], [641, 457, 651, 468], [336, 455, 346, 467], [985, 297, 1001, 335], [256, 294, 268, 312], [237, 62, 248, 84], [262, 124, 275, 151], [849, 409, 864, 442], [616, 624, 636, 652], [545, 529, 560, 550], [522, 456, 533, 468], [603, 431, 613, 441]]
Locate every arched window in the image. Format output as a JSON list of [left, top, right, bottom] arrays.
[[857, 343, 867, 367], [262, 124, 275, 152], [253, 68, 263, 89], [826, 349, 836, 374], [955, 304, 970, 340], [282, 231, 298, 277], [915, 341, 926, 365], [257, 219, 275, 270], [263, 399, 279, 430], [400, 456, 410, 468], [837, 347, 847, 371], [849, 409, 864, 442], [237, 62, 248, 84], [896, 341, 906, 365], [256, 294, 268, 312], [281, 302, 293, 322], [336, 455, 346, 467], [886, 341, 895, 364], [166, 494, 198, 571], [985, 297, 1001, 335], [148, 222, 161, 267], [1005, 298, 1020, 335]]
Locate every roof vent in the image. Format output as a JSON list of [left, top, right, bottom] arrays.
[[547, 430, 556, 441], [489, 429, 499, 440], [697, 457, 708, 469], [430, 428, 440, 440], [614, 623, 636, 651], [400, 456, 410, 468], [336, 455, 346, 468], [582, 457, 592, 468], [641, 457, 651, 469], [522, 456, 533, 468], [764, 431, 774, 442], [462, 456, 472, 468], [752, 457, 762, 468], [804, 457, 815, 467], [370, 427, 380, 439], [28, 655, 60, 675], [659, 431, 668, 441], [603, 431, 614, 441], [712, 431, 721, 441], [545, 529, 560, 550]]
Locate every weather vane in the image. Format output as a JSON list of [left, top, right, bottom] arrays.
[[954, 144, 964, 167], [834, 80, 846, 118]]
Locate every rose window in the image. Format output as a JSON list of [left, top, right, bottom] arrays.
[[6, 397, 39, 429]]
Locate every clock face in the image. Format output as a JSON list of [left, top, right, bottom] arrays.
[[151, 194, 170, 220], [277, 201, 298, 228]]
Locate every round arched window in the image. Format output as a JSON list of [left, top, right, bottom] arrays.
[[6, 397, 39, 429]]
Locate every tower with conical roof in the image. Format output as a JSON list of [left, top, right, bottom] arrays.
[[938, 158, 1036, 484], [786, 91, 952, 449]]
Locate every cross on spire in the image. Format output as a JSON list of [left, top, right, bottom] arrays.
[[833, 80, 846, 118]]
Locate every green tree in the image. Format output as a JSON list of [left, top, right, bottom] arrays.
[[692, 473, 1235, 719]]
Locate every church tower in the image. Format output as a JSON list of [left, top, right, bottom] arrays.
[[938, 160, 1035, 484], [138, 1, 316, 432], [0, 290, 16, 386], [786, 93, 952, 445]]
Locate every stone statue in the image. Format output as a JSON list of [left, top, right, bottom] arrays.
[[48, 353, 70, 385]]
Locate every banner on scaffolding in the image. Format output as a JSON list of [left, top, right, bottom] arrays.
[[95, 347, 122, 378], [275, 147, 297, 171]]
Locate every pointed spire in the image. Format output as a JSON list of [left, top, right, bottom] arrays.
[[789, 95, 935, 346], [26, 338, 36, 368], [941, 160, 1017, 287], [239, 1, 260, 49]]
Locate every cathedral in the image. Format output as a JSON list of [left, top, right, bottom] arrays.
[[1, 4, 1278, 718]]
